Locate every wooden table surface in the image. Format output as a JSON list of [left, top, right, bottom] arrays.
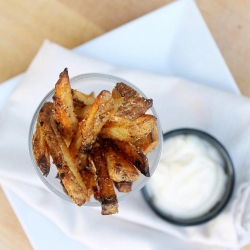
[[0, 0, 250, 249]]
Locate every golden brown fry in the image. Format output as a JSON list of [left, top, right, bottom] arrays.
[[38, 103, 64, 167], [37, 102, 88, 205], [57, 165, 88, 206], [104, 145, 139, 182], [80, 90, 114, 153], [75, 105, 92, 121], [112, 82, 152, 120], [32, 109, 50, 176], [112, 82, 139, 98], [114, 181, 132, 193], [80, 167, 98, 198], [100, 114, 156, 142], [49, 110, 88, 197], [72, 89, 95, 107], [134, 121, 159, 155], [112, 139, 150, 177], [52, 68, 78, 147], [89, 147, 118, 215]]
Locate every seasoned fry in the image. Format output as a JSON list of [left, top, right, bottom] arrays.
[[134, 121, 159, 155], [80, 167, 98, 198], [49, 110, 88, 195], [80, 90, 114, 153], [32, 107, 51, 176], [89, 147, 118, 215], [104, 145, 139, 182], [114, 181, 132, 193], [53, 68, 78, 147], [100, 114, 156, 142], [75, 105, 92, 121], [72, 89, 95, 107], [36, 102, 88, 205], [112, 139, 149, 177], [112, 82, 153, 120], [57, 165, 88, 206]]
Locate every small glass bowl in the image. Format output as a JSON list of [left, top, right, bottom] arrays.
[[142, 128, 234, 226], [29, 73, 163, 207]]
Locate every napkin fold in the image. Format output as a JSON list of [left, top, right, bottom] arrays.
[[1, 40, 250, 250]]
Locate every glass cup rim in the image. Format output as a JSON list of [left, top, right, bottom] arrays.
[[142, 127, 235, 226], [29, 72, 163, 206]]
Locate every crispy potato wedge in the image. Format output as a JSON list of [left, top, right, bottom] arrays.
[[32, 118, 50, 176], [37, 102, 88, 205], [114, 181, 132, 193], [112, 82, 152, 121], [52, 68, 78, 147], [112, 139, 150, 177], [74, 105, 92, 121], [104, 145, 139, 182], [80, 90, 114, 153], [72, 89, 95, 107], [100, 114, 156, 142], [112, 82, 139, 98], [80, 167, 98, 198], [49, 110, 88, 194], [134, 121, 159, 155], [57, 165, 88, 206], [89, 147, 118, 215]]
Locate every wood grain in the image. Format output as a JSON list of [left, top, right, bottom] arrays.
[[0, 187, 32, 250], [0, 0, 250, 249]]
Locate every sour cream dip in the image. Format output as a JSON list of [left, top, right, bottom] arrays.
[[147, 134, 227, 219]]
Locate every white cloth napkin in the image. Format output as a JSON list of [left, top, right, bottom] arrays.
[[1, 40, 250, 250]]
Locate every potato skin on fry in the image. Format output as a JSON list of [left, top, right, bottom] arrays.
[[80, 90, 114, 153], [32, 108, 51, 176], [53, 68, 78, 147], [36, 102, 88, 205], [114, 181, 132, 193], [89, 147, 118, 215], [57, 165, 88, 206], [112, 82, 153, 121], [104, 145, 139, 182], [112, 139, 150, 177], [72, 89, 95, 107], [134, 121, 159, 155], [80, 167, 98, 198], [100, 114, 156, 142]]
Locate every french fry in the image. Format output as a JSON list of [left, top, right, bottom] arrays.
[[112, 82, 152, 121], [104, 145, 139, 182], [72, 89, 95, 107], [53, 68, 78, 147], [80, 90, 114, 153], [32, 105, 51, 176], [100, 114, 156, 142], [49, 113, 87, 192], [80, 167, 98, 198], [89, 147, 118, 215], [114, 181, 132, 193], [57, 165, 88, 206], [134, 121, 159, 155], [75, 105, 92, 121], [36, 102, 88, 205], [112, 139, 150, 177]]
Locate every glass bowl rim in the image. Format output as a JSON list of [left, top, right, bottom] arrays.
[[142, 127, 235, 226], [28, 72, 163, 206]]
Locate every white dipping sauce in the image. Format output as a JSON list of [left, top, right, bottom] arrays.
[[148, 134, 227, 219]]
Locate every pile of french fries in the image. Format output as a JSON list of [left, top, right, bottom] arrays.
[[32, 68, 158, 215]]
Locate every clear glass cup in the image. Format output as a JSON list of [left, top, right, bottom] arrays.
[[29, 73, 163, 206]]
